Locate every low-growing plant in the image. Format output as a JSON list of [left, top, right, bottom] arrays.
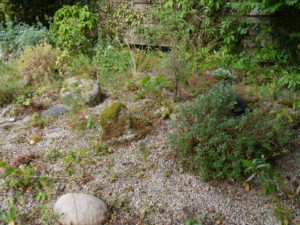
[[27, 113, 51, 129], [169, 83, 293, 181], [185, 214, 205, 225], [0, 197, 19, 225], [138, 145, 148, 165], [243, 157, 293, 224], [213, 68, 237, 83], [137, 75, 172, 100], [1, 162, 48, 191], [38, 203, 59, 225], [0, 64, 25, 106]]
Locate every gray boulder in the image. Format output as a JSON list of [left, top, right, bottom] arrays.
[[53, 193, 108, 225], [41, 106, 68, 119], [60, 78, 106, 106]]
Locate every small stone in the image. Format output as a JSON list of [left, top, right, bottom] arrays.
[[41, 106, 68, 119], [53, 193, 108, 225], [0, 117, 15, 124]]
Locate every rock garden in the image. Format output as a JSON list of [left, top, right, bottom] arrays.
[[0, 1, 299, 224]]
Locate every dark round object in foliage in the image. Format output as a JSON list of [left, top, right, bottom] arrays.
[[169, 83, 293, 181], [233, 96, 248, 117]]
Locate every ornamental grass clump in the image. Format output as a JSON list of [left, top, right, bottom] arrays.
[[169, 83, 293, 181]]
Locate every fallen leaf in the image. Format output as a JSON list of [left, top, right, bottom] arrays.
[[243, 183, 250, 192], [287, 193, 293, 199]]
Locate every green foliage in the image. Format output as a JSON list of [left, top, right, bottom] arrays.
[[0, 197, 19, 225], [138, 145, 148, 165], [137, 75, 172, 99], [0, 20, 49, 59], [255, 45, 289, 64], [232, 0, 300, 14], [27, 113, 51, 129], [169, 83, 292, 181], [185, 214, 205, 225], [0, 64, 25, 106], [94, 40, 130, 75], [243, 157, 292, 224], [213, 68, 237, 83], [232, 0, 300, 62], [98, 1, 145, 39], [50, 5, 97, 54], [1, 163, 48, 191], [63, 94, 85, 115], [141, 0, 246, 48], [277, 71, 300, 91]]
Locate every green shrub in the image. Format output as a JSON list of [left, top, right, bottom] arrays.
[[169, 83, 293, 181], [0, 20, 49, 59], [16, 42, 58, 85], [50, 5, 97, 54]]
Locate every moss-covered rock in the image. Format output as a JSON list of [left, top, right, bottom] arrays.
[[100, 102, 131, 142], [99, 102, 151, 143]]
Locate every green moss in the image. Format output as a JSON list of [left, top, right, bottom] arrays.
[[99, 102, 127, 129], [99, 102, 152, 142]]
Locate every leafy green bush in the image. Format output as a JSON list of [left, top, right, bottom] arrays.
[[50, 5, 97, 54], [169, 83, 292, 181], [0, 20, 49, 59]]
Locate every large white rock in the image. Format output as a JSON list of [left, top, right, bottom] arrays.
[[60, 78, 106, 106], [53, 193, 108, 225]]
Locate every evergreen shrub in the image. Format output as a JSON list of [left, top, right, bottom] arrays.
[[169, 83, 293, 181]]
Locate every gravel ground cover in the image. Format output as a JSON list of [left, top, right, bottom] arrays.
[[0, 98, 299, 225]]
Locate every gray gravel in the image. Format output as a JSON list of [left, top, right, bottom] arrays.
[[0, 99, 299, 225]]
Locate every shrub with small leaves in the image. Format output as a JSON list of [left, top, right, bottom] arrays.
[[169, 83, 293, 181], [16, 42, 58, 85]]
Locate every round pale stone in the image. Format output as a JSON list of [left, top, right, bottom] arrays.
[[53, 193, 108, 225]]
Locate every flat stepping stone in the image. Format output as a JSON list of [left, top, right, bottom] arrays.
[[41, 106, 68, 119], [53, 193, 108, 225]]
